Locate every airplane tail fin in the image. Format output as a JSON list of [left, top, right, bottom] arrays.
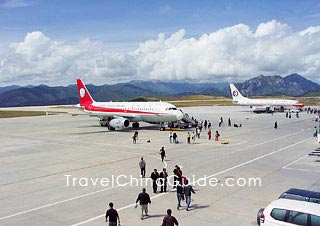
[[229, 84, 245, 101], [76, 79, 94, 106]]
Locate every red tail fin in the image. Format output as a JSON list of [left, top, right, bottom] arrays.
[[76, 79, 94, 106]]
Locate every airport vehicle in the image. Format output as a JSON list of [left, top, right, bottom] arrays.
[[257, 188, 320, 225], [258, 199, 320, 226], [76, 79, 183, 130], [230, 84, 304, 113], [279, 188, 320, 203]]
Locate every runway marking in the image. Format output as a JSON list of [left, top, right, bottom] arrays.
[[170, 128, 305, 152], [69, 137, 313, 226], [242, 128, 304, 149], [0, 123, 311, 223], [293, 162, 320, 166], [70, 192, 167, 226], [0, 135, 168, 221], [282, 155, 320, 172], [0, 170, 168, 222], [282, 155, 308, 169], [283, 167, 320, 173]]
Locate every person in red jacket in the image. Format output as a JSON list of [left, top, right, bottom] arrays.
[[207, 129, 212, 140], [162, 209, 179, 226]]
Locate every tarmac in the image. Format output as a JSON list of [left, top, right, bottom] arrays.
[[0, 106, 319, 226]]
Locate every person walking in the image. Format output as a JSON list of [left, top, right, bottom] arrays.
[[169, 131, 173, 143], [135, 188, 151, 220], [183, 180, 195, 211], [196, 127, 201, 139], [215, 131, 220, 141], [159, 168, 168, 193], [151, 169, 160, 193], [173, 165, 182, 188], [139, 156, 146, 178], [162, 209, 179, 226], [228, 118, 231, 127], [192, 132, 196, 144], [274, 121, 278, 129], [105, 202, 120, 226], [132, 132, 137, 144], [187, 132, 191, 144], [207, 129, 212, 140], [314, 126, 319, 137], [159, 147, 166, 162], [176, 182, 184, 210], [173, 132, 177, 144]]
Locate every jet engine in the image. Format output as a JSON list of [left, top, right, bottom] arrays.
[[109, 118, 130, 129]]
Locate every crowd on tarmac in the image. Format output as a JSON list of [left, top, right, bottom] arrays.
[[106, 116, 237, 226], [105, 108, 320, 226]]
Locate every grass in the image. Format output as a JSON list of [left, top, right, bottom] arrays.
[[296, 97, 320, 106], [1, 95, 316, 118], [0, 110, 46, 118]]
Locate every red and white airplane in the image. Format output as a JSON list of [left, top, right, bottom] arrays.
[[230, 84, 304, 113], [76, 79, 183, 130]]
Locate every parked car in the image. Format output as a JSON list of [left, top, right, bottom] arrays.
[[279, 188, 320, 204], [259, 199, 320, 225], [257, 188, 320, 225]]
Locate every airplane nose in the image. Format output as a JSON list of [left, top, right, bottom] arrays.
[[176, 110, 184, 120]]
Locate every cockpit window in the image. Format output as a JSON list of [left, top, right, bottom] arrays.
[[166, 107, 177, 111]]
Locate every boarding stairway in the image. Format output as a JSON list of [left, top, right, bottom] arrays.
[[181, 113, 197, 127], [167, 113, 196, 129]]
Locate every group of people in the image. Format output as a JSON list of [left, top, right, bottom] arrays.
[[106, 199, 179, 225], [117, 117, 238, 225], [151, 168, 169, 193], [285, 111, 300, 118], [136, 157, 196, 222], [169, 131, 179, 144]]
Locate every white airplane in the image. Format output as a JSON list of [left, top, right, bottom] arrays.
[[76, 79, 184, 130], [230, 84, 304, 113]]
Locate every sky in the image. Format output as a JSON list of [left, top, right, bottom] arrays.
[[0, 0, 320, 86]]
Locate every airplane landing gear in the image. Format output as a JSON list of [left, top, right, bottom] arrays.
[[132, 122, 140, 128]]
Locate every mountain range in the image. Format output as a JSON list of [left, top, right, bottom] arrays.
[[0, 74, 319, 107]]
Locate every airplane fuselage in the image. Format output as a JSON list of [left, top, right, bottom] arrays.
[[234, 98, 303, 108], [80, 101, 182, 123], [229, 84, 304, 112]]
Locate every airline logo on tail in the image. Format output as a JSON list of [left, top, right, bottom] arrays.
[[230, 84, 245, 101], [232, 90, 239, 97], [77, 79, 94, 106], [79, 88, 86, 98]]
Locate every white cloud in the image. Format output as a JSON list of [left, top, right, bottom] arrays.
[[160, 5, 173, 14], [1, 20, 320, 86], [255, 20, 292, 37], [1, 0, 34, 8]]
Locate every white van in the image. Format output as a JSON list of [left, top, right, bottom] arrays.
[[260, 199, 320, 226]]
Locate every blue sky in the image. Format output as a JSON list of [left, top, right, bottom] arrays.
[[0, 0, 320, 86], [1, 0, 319, 49]]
